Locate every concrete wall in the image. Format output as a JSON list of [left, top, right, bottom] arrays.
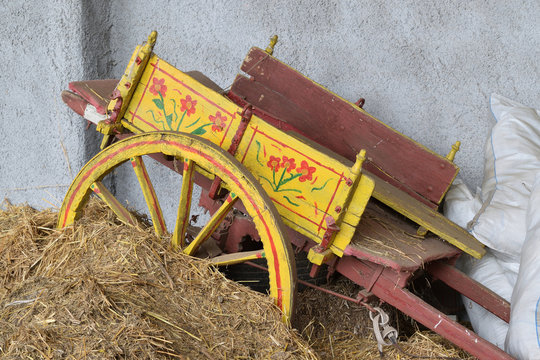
[[2, 1, 539, 218]]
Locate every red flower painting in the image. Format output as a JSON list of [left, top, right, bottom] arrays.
[[149, 77, 167, 97], [209, 111, 227, 132], [180, 95, 197, 116], [267, 156, 281, 172], [281, 156, 296, 173], [297, 160, 316, 182]]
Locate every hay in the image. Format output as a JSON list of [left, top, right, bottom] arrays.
[[0, 199, 316, 359], [296, 280, 475, 360], [0, 199, 476, 359]]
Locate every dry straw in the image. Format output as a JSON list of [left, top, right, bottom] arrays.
[[0, 199, 474, 359], [0, 199, 316, 359]]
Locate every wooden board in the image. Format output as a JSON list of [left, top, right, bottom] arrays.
[[69, 79, 119, 114], [344, 201, 461, 272], [229, 78, 441, 209], [235, 47, 459, 206], [372, 175, 485, 259]]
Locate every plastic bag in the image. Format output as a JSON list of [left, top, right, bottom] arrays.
[[470, 94, 540, 261], [505, 173, 540, 358]]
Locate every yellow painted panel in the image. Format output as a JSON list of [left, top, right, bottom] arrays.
[[235, 117, 367, 243], [124, 55, 242, 151]]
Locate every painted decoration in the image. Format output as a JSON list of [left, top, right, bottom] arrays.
[[124, 55, 241, 151]]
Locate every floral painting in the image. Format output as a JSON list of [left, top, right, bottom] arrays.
[[253, 139, 334, 209]]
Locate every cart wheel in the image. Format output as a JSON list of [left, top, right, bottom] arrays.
[[57, 131, 297, 322]]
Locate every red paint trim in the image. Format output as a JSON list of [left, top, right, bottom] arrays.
[[271, 197, 327, 233], [151, 63, 235, 118], [240, 126, 258, 164], [318, 174, 344, 232], [129, 111, 160, 131], [130, 59, 157, 121], [62, 138, 285, 309], [178, 162, 194, 241], [219, 114, 235, 148]]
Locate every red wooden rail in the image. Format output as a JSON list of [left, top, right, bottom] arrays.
[[230, 47, 459, 208]]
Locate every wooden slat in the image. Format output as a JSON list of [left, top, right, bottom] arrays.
[[345, 201, 461, 272], [90, 181, 137, 226], [238, 47, 458, 206], [183, 194, 238, 256], [171, 159, 195, 249], [229, 77, 439, 209], [372, 176, 485, 259], [69, 79, 118, 114], [210, 250, 265, 266]]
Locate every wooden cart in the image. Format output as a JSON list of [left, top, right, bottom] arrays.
[[59, 32, 513, 359]]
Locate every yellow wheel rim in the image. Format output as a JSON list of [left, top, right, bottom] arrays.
[[58, 132, 296, 321]]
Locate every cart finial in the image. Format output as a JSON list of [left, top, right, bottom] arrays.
[[148, 31, 158, 46], [446, 141, 461, 163], [265, 35, 278, 55], [352, 149, 366, 175]]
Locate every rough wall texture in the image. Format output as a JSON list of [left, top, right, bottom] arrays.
[[0, 1, 86, 208], [2, 1, 539, 218]]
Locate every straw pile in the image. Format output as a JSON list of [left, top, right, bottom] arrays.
[[296, 280, 475, 359], [0, 199, 316, 359], [0, 199, 475, 359]]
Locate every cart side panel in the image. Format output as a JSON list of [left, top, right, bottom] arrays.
[[235, 116, 369, 248], [123, 55, 242, 151]]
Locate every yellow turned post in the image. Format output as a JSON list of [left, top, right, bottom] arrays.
[[130, 156, 167, 237], [265, 35, 278, 55], [183, 193, 238, 256], [417, 140, 461, 237], [107, 31, 158, 123], [308, 149, 374, 265], [90, 181, 137, 226]]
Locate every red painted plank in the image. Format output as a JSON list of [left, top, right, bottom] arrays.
[[336, 257, 515, 360], [427, 261, 511, 323], [69, 79, 119, 114], [237, 48, 458, 205], [229, 77, 439, 209]]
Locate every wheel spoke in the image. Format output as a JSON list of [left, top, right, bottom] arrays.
[[171, 159, 195, 250], [183, 193, 238, 256], [130, 156, 167, 237], [90, 181, 137, 226], [210, 250, 265, 266]]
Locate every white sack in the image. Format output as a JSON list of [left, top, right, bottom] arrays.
[[470, 94, 540, 261], [443, 178, 482, 230], [505, 173, 540, 358], [459, 252, 515, 350]]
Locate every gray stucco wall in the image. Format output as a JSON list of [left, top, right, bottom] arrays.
[[2, 1, 539, 219]]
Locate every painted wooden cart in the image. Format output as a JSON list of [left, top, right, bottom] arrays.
[[60, 32, 514, 359]]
